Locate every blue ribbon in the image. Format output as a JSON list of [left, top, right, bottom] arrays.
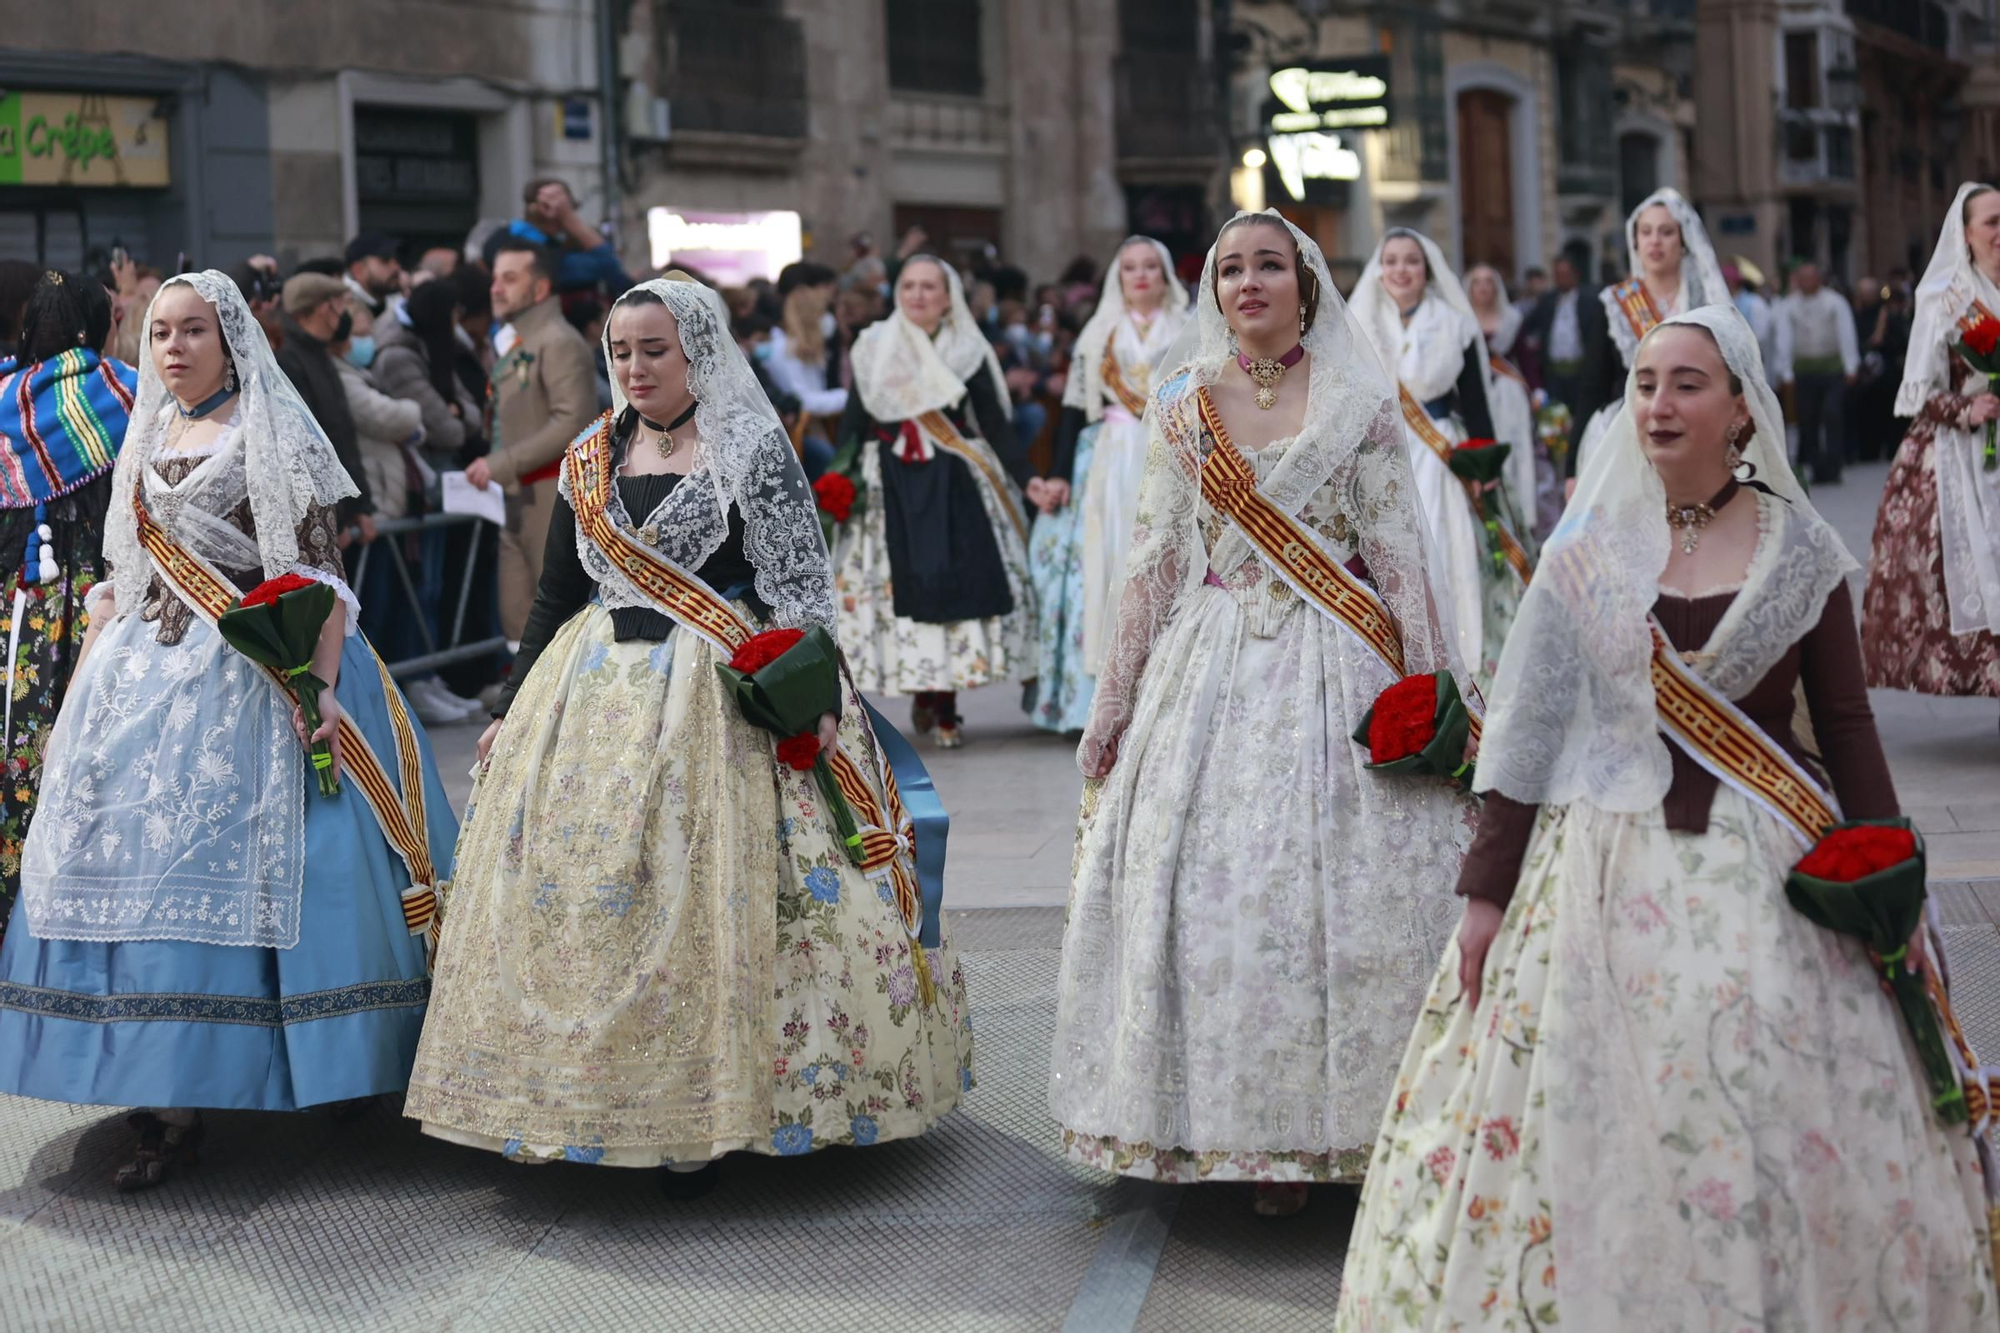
[[862, 697, 949, 947]]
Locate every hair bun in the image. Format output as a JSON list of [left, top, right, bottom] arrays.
[[660, 269, 699, 286]]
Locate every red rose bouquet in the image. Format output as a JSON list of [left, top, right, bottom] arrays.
[[1446, 438, 1517, 576], [1350, 671, 1475, 791], [217, 572, 341, 796], [1953, 314, 2000, 471], [715, 625, 864, 863], [813, 440, 866, 551], [1785, 818, 1963, 1124]]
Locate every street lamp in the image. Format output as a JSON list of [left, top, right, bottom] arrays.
[[1243, 146, 1268, 169]]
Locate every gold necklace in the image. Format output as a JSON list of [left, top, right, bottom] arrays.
[[1664, 480, 1739, 555], [1235, 343, 1305, 410]]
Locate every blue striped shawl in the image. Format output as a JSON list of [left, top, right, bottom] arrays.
[[0, 349, 138, 509]]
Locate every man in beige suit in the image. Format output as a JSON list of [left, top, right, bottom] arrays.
[[467, 238, 599, 646]]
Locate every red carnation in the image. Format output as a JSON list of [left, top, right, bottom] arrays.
[[776, 732, 821, 771], [813, 473, 856, 523], [1367, 673, 1441, 764], [238, 572, 319, 609], [1796, 825, 1918, 883], [1964, 316, 2000, 359], [728, 627, 805, 675], [1455, 437, 1499, 452]]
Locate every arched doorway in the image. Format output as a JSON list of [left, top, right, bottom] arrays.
[[1457, 89, 1516, 276]]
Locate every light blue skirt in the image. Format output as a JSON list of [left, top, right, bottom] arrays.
[[1025, 420, 1098, 733], [0, 632, 458, 1111]]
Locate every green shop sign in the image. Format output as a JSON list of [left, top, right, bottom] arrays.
[[0, 90, 171, 188]]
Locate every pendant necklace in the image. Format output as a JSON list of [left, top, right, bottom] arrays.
[[1665, 479, 1739, 556], [640, 402, 700, 461], [1236, 342, 1305, 410]]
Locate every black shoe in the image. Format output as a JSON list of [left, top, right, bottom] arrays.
[[657, 1161, 720, 1199], [114, 1113, 205, 1193]]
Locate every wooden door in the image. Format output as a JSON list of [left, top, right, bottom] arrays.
[[1457, 90, 1516, 277]]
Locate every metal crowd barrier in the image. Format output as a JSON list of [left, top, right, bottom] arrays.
[[347, 511, 507, 679]]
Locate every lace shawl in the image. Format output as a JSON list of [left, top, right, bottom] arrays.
[[561, 277, 836, 631], [849, 255, 1007, 422], [1475, 305, 1856, 812]]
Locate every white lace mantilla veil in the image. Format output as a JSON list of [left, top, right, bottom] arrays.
[[1606, 187, 1731, 365], [1349, 227, 1496, 409], [1062, 235, 1190, 424], [1076, 209, 1465, 774], [1474, 304, 1857, 813], [102, 270, 361, 618], [568, 275, 837, 632], [848, 253, 1008, 423], [1897, 182, 2000, 635], [1467, 263, 1523, 357]]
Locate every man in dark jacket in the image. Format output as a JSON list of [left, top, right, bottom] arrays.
[[276, 272, 374, 543], [1521, 255, 1611, 473]]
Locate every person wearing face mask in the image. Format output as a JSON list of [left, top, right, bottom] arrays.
[[0, 272, 459, 1194], [1337, 307, 1996, 1330], [1052, 212, 1476, 1219], [1350, 229, 1532, 688], [1025, 236, 1189, 734], [404, 276, 972, 1193], [276, 274, 375, 548], [1569, 188, 1731, 478], [830, 254, 1038, 748], [1861, 182, 2000, 702]]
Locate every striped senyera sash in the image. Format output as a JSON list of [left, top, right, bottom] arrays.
[[1396, 384, 1533, 586], [1956, 298, 1997, 339], [1612, 276, 1665, 345], [1190, 387, 1483, 745], [1099, 330, 1151, 419], [1646, 617, 2000, 1133], [563, 417, 938, 1000], [131, 485, 443, 951]]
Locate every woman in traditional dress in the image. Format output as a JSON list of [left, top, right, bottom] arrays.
[[1349, 230, 1529, 686], [1466, 264, 1546, 536], [1570, 187, 1730, 472], [0, 272, 458, 1191], [1861, 181, 2000, 699], [1049, 211, 1476, 1218], [405, 276, 972, 1193], [1025, 236, 1189, 733], [830, 255, 1036, 748], [0, 272, 136, 940], [1336, 305, 1996, 1330]]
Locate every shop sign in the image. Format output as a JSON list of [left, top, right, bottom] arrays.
[[0, 91, 170, 188], [647, 208, 803, 285], [1264, 57, 1384, 203], [1266, 57, 1393, 135]]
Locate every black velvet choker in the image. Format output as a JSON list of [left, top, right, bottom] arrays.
[[639, 402, 698, 434]]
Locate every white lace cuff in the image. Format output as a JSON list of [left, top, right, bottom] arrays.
[[84, 581, 118, 615], [289, 564, 361, 637]]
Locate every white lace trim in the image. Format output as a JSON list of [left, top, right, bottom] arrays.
[[288, 562, 361, 637]]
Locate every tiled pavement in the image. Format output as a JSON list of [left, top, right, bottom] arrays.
[[1, 463, 1994, 1330]]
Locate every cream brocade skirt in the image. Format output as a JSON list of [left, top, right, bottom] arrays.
[[404, 604, 974, 1165], [1335, 790, 1996, 1332]]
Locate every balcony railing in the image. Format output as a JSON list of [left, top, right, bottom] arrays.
[[887, 92, 1008, 151], [1114, 53, 1217, 162], [656, 2, 808, 140]]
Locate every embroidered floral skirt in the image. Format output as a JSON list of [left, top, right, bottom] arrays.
[[1861, 428, 2000, 696], [0, 627, 457, 1111], [1335, 792, 1996, 1331], [1050, 583, 1474, 1184], [1026, 422, 1100, 734], [833, 444, 1036, 696], [404, 604, 974, 1165], [0, 548, 104, 946]]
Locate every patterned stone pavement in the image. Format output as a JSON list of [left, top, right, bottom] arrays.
[[2, 462, 1997, 1330]]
